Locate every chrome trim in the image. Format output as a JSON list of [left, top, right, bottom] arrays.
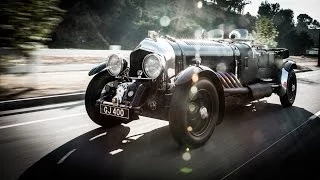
[[142, 53, 166, 79], [106, 53, 125, 76], [235, 59, 238, 78], [129, 77, 153, 80], [135, 38, 176, 78], [101, 100, 131, 108], [271, 84, 280, 88], [278, 68, 289, 96], [155, 38, 176, 65]]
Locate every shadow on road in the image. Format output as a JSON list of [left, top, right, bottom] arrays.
[[18, 102, 320, 180]]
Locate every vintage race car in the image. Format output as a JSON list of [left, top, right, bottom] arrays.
[[85, 29, 297, 148]]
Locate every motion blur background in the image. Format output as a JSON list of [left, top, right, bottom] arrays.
[[0, 0, 319, 100], [0, 1, 320, 180]]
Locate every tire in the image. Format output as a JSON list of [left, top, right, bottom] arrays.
[[85, 72, 121, 128], [169, 77, 220, 148], [280, 69, 297, 107]]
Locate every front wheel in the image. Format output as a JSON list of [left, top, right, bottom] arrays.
[[280, 70, 297, 107], [169, 78, 220, 148], [85, 72, 121, 128]]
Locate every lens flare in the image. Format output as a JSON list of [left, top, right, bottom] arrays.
[[182, 152, 191, 161], [180, 167, 193, 174], [192, 73, 199, 83], [160, 16, 171, 27], [216, 63, 227, 72], [190, 86, 198, 94], [189, 103, 196, 112], [197, 1, 203, 8]]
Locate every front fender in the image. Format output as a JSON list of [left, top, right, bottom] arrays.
[[88, 62, 106, 76], [174, 65, 225, 124]]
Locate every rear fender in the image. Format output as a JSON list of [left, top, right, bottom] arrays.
[[278, 60, 297, 96], [174, 65, 225, 124], [283, 59, 297, 71]]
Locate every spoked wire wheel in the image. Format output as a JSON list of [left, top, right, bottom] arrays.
[[280, 70, 297, 107], [169, 77, 219, 148]]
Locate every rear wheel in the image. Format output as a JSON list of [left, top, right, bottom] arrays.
[[280, 70, 297, 107], [85, 72, 121, 128], [169, 78, 219, 148]]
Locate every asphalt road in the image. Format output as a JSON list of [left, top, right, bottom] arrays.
[[1, 70, 320, 180]]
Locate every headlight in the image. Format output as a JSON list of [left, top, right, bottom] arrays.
[[106, 54, 125, 76], [142, 54, 166, 79]]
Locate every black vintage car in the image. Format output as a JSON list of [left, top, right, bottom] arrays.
[[85, 29, 297, 148]]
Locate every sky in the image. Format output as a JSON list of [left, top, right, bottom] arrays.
[[243, 0, 320, 22]]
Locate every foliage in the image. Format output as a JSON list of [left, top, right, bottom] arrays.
[[273, 9, 295, 48], [297, 14, 313, 26], [297, 14, 313, 30], [294, 31, 314, 54], [312, 20, 320, 27], [0, 0, 64, 56], [257, 1, 280, 19], [215, 0, 251, 14], [257, 1, 318, 55], [49, 0, 256, 49], [253, 16, 278, 48]]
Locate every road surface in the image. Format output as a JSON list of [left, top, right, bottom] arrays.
[[1, 70, 320, 180]]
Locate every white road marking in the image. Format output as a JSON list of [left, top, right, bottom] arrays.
[[57, 149, 77, 164], [89, 132, 107, 141], [308, 111, 320, 121], [109, 149, 123, 155], [220, 110, 320, 180], [127, 134, 144, 140], [0, 113, 86, 130]]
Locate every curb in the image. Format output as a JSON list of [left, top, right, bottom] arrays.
[[0, 92, 85, 111]]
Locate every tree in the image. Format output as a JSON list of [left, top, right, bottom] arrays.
[[289, 31, 314, 55], [257, 1, 280, 19], [0, 0, 64, 56], [241, 12, 257, 32], [297, 14, 313, 28], [273, 9, 295, 49], [49, 0, 254, 49], [215, 0, 251, 14], [312, 20, 320, 28], [256, 2, 295, 49], [253, 16, 278, 48], [273, 9, 294, 29]]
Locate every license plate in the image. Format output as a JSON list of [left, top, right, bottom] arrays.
[[100, 105, 129, 119]]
